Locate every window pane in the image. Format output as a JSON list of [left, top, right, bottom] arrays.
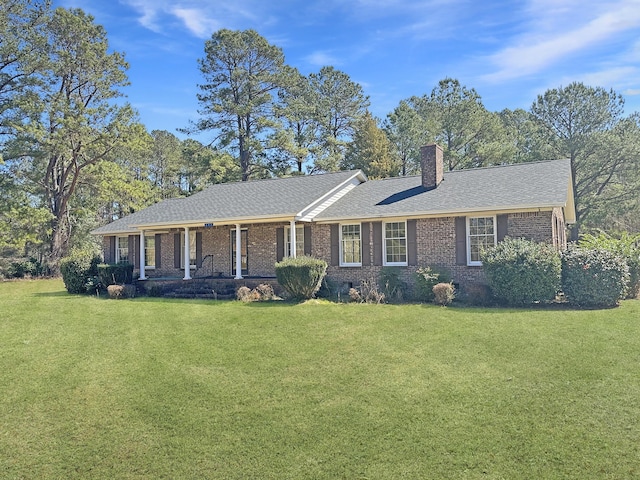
[[385, 222, 407, 264], [285, 225, 305, 257], [117, 237, 128, 264], [468, 217, 495, 263], [145, 236, 155, 267], [341, 225, 361, 264]]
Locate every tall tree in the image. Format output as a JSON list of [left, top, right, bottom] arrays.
[[180, 139, 240, 192], [272, 68, 318, 173], [414, 78, 509, 170], [343, 111, 399, 179], [383, 99, 431, 176], [191, 29, 287, 181], [309, 66, 369, 172], [148, 129, 182, 198], [530, 82, 639, 237], [7, 7, 137, 270], [0, 0, 49, 139]]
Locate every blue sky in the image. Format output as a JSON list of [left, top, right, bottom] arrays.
[[55, 0, 640, 141]]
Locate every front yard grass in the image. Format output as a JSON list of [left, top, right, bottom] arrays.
[[1, 279, 639, 479]]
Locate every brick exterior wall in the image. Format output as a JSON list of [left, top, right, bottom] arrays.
[[104, 209, 566, 296]]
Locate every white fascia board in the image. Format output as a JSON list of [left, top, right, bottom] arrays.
[[296, 171, 367, 222], [131, 214, 297, 230]]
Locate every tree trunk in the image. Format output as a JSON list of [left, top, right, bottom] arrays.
[[48, 217, 69, 276]]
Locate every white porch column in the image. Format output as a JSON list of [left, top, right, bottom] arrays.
[[289, 220, 297, 258], [234, 223, 243, 279], [139, 230, 147, 280], [183, 227, 192, 280]]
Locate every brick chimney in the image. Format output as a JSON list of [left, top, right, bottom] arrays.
[[420, 144, 444, 190]]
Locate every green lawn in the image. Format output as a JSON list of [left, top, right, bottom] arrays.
[[1, 279, 639, 479]]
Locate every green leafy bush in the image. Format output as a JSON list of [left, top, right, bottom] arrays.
[[97, 263, 134, 286], [379, 267, 407, 302], [481, 237, 561, 305], [414, 266, 451, 302], [60, 250, 101, 294], [275, 256, 327, 300], [9, 257, 44, 278], [561, 246, 629, 308], [579, 231, 640, 299], [433, 282, 455, 306]]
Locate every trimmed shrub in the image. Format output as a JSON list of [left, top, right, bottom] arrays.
[[414, 266, 451, 302], [561, 246, 629, 308], [433, 282, 455, 306], [107, 284, 136, 299], [275, 256, 327, 300], [481, 237, 561, 305], [60, 250, 101, 294], [579, 231, 640, 299], [97, 263, 134, 286]]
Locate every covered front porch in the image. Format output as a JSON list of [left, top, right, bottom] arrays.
[[124, 219, 308, 283]]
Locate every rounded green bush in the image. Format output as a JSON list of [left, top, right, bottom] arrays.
[[60, 250, 101, 294], [275, 256, 327, 300], [481, 237, 561, 305], [561, 247, 629, 308]]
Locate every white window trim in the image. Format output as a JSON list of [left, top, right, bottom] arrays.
[[339, 223, 362, 267], [285, 225, 305, 258], [383, 220, 408, 267], [467, 215, 497, 266]]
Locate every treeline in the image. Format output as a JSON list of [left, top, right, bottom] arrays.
[[1, 1, 639, 274]]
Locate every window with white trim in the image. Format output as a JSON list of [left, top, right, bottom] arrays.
[[144, 235, 155, 268], [467, 216, 496, 266], [384, 221, 407, 265], [285, 225, 304, 258], [340, 224, 361, 266], [116, 236, 129, 264], [180, 232, 197, 269]]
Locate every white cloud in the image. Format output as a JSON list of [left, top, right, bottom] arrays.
[[170, 7, 220, 38], [120, 0, 263, 37], [305, 51, 341, 67], [483, 0, 640, 82], [624, 88, 640, 95]]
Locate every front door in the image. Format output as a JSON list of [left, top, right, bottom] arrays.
[[231, 229, 248, 276]]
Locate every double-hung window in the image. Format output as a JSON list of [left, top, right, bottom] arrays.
[[116, 236, 129, 264], [285, 225, 304, 258], [144, 235, 155, 269], [467, 216, 496, 265], [340, 224, 361, 266], [384, 221, 407, 266]]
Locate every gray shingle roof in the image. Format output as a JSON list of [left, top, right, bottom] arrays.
[[91, 170, 363, 235], [315, 159, 573, 222], [92, 159, 574, 236]]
